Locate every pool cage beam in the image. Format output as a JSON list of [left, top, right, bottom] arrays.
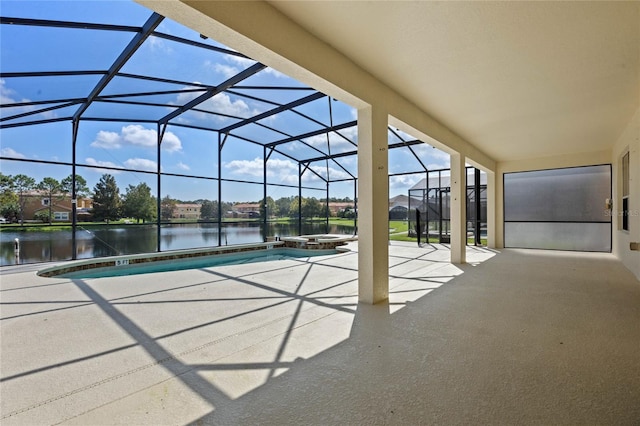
[[71, 119, 79, 260], [298, 163, 303, 236], [2, 17, 372, 264], [263, 146, 268, 240], [1, 10, 462, 258], [73, 13, 164, 121], [157, 122, 169, 252], [474, 168, 482, 246], [159, 62, 267, 125], [218, 133, 225, 246]]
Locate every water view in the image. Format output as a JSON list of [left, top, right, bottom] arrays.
[[0, 222, 356, 266]]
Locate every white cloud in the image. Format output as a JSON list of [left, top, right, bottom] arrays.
[[90, 125, 182, 152], [174, 87, 253, 122], [91, 130, 122, 149], [124, 158, 158, 172], [0, 147, 26, 159], [388, 175, 425, 197], [212, 63, 238, 79], [389, 175, 421, 189], [160, 131, 182, 152], [0, 79, 57, 120], [225, 157, 351, 185], [208, 54, 286, 80], [228, 55, 285, 78], [226, 157, 297, 184], [264, 67, 286, 79], [207, 56, 256, 79], [0, 79, 25, 105], [176, 162, 190, 171], [85, 157, 123, 174], [225, 158, 267, 178], [309, 165, 351, 181], [225, 55, 258, 68], [303, 127, 357, 152], [205, 93, 251, 118], [146, 36, 173, 54], [175, 86, 207, 104]]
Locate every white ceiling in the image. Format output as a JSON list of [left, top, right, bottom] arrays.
[[268, 1, 639, 163]]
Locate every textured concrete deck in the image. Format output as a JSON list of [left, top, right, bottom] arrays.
[[1, 242, 639, 425]]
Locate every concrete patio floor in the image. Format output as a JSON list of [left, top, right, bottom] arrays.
[[1, 242, 639, 425]]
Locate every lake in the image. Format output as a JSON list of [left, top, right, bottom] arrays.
[[0, 222, 356, 266]]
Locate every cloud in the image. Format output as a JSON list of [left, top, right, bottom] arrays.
[[211, 63, 238, 79], [205, 93, 251, 118], [403, 143, 451, 170], [174, 88, 253, 122], [0, 79, 57, 120], [389, 174, 422, 190], [225, 157, 351, 185], [0, 147, 26, 159], [302, 127, 357, 152], [225, 158, 269, 178], [0, 79, 26, 105], [206, 56, 255, 80], [91, 130, 122, 149], [226, 157, 297, 184], [175, 87, 207, 104], [309, 165, 352, 181], [207, 54, 286, 80], [225, 55, 258, 68], [146, 35, 173, 54], [85, 157, 124, 174], [90, 125, 182, 152], [176, 162, 190, 171], [124, 158, 158, 172]]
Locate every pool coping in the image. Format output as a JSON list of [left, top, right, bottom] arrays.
[[37, 235, 355, 278], [37, 241, 289, 278]]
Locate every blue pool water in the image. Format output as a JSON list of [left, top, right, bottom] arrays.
[[59, 248, 339, 279]]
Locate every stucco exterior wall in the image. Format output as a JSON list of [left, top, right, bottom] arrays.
[[495, 150, 612, 249], [612, 107, 640, 280]]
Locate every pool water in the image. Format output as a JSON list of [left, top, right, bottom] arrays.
[[59, 248, 338, 279]]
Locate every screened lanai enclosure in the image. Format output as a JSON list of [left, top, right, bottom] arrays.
[[408, 168, 487, 245], [0, 1, 483, 265]]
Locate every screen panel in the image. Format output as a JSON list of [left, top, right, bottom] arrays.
[[505, 222, 611, 252], [504, 165, 611, 252]]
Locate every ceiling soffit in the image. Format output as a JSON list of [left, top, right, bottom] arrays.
[[268, 1, 640, 162]]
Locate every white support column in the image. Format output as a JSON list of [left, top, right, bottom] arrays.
[[485, 170, 497, 249], [357, 105, 389, 304], [450, 152, 466, 264]]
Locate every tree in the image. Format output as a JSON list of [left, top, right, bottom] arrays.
[[122, 182, 156, 223], [275, 196, 292, 218], [37, 177, 62, 225], [34, 210, 52, 223], [11, 174, 35, 225], [92, 174, 121, 223], [259, 196, 276, 220], [0, 173, 18, 222], [288, 196, 302, 219], [200, 200, 215, 220], [161, 195, 177, 221], [60, 174, 89, 198], [0, 173, 13, 194], [302, 197, 322, 219]]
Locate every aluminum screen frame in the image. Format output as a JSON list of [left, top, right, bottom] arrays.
[[504, 164, 612, 252]]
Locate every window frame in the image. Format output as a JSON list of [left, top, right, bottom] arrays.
[[622, 151, 630, 231]]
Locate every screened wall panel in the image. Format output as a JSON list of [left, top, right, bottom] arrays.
[[2, 1, 448, 264], [505, 222, 611, 252], [504, 165, 611, 252]]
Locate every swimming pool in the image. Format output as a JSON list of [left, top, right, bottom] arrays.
[[38, 245, 343, 279]]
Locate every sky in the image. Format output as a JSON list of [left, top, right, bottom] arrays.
[[0, 0, 451, 202]]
